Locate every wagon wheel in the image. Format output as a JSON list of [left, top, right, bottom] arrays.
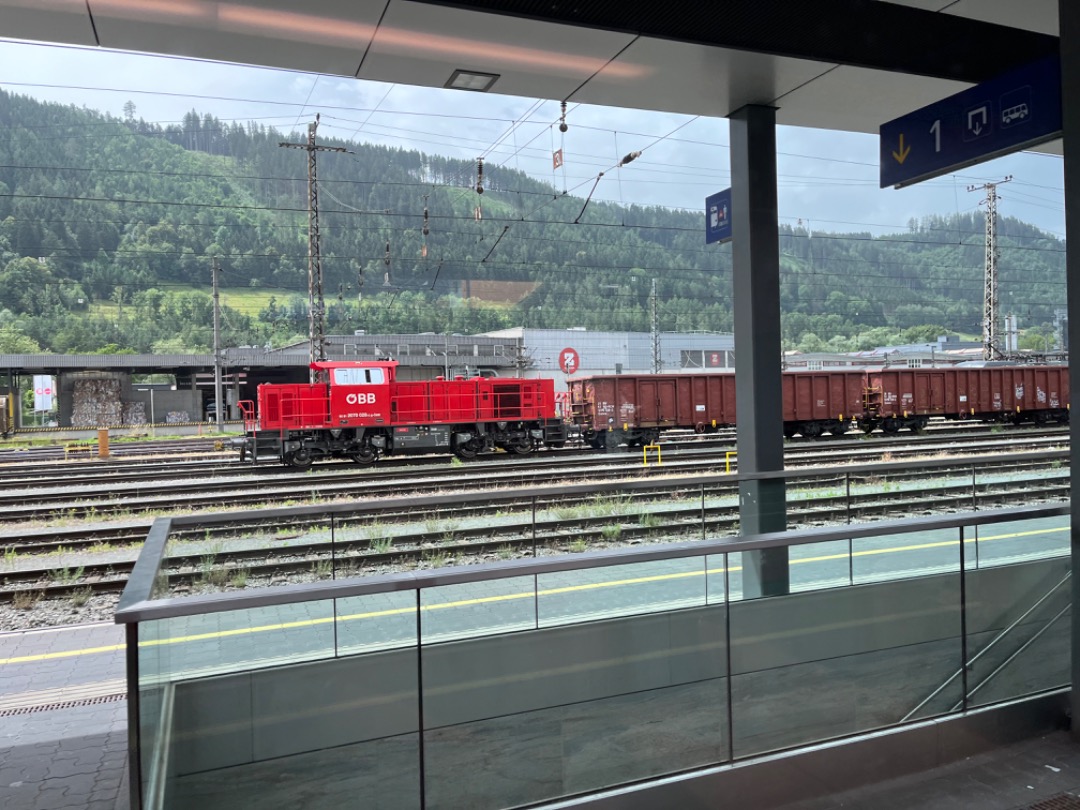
[[830, 422, 849, 436], [801, 422, 823, 439], [881, 418, 901, 434]]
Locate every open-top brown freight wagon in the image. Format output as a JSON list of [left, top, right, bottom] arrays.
[[567, 371, 867, 447], [862, 365, 1069, 433]]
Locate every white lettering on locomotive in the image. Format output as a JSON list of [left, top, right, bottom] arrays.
[[345, 392, 377, 405]]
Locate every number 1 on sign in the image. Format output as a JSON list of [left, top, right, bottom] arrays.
[[930, 119, 941, 153]]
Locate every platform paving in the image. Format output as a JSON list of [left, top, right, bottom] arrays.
[[780, 731, 1080, 810], [0, 624, 128, 810]]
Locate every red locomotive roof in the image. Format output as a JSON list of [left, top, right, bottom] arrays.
[[310, 360, 399, 370]]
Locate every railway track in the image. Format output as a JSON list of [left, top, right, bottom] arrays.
[[0, 430, 1068, 525]]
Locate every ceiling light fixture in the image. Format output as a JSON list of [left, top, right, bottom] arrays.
[[445, 70, 500, 92]]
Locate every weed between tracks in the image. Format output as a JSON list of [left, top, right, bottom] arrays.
[[12, 590, 42, 610]]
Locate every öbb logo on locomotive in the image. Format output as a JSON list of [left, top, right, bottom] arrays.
[[238, 361, 1070, 468]]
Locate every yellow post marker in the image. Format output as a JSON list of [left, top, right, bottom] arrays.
[[643, 444, 662, 467], [725, 451, 737, 473]]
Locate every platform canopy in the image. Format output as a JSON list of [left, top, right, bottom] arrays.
[[0, 0, 1061, 149]]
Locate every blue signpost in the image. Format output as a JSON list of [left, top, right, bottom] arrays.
[[880, 55, 1061, 188], [705, 187, 732, 244]]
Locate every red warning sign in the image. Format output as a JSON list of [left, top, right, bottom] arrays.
[[559, 347, 579, 374]]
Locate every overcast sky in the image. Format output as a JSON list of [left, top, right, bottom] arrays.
[[0, 38, 1066, 239]]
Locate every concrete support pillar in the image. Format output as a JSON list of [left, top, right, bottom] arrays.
[[729, 104, 788, 597], [1058, 0, 1080, 740]]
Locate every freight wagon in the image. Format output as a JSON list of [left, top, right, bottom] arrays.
[[567, 371, 866, 447], [860, 365, 1069, 433]]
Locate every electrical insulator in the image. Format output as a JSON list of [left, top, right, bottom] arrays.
[[384, 241, 391, 267], [476, 157, 484, 194], [559, 100, 568, 133], [422, 206, 430, 236]]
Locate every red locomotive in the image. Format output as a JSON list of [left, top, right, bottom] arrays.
[[239, 361, 567, 468]]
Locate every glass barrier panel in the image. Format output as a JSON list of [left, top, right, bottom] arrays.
[[421, 604, 730, 808], [705, 553, 729, 605], [536, 557, 707, 627], [533, 490, 701, 555], [336, 590, 418, 656], [964, 517, 1071, 710], [846, 468, 964, 524], [164, 635, 422, 810], [137, 620, 165, 805], [851, 528, 960, 585], [163, 515, 339, 596], [420, 576, 538, 644], [730, 572, 964, 757], [330, 512, 417, 576], [974, 515, 1070, 569], [975, 455, 1070, 511], [789, 539, 854, 592], [702, 480, 740, 542], [139, 599, 338, 682], [786, 473, 848, 532]]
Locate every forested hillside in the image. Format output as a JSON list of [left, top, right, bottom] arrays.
[[0, 90, 1066, 355]]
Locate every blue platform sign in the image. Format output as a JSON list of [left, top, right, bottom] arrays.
[[880, 55, 1062, 188], [705, 188, 732, 244]]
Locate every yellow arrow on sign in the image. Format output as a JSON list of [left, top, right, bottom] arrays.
[[892, 133, 911, 164]]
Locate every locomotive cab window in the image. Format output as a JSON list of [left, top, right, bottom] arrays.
[[333, 368, 385, 385]]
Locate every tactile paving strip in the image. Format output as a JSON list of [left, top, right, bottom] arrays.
[[1025, 793, 1080, 810], [0, 692, 125, 717]]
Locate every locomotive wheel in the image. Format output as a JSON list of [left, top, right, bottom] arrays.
[[508, 440, 533, 455], [350, 447, 378, 465], [285, 448, 313, 469], [455, 442, 480, 460]]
